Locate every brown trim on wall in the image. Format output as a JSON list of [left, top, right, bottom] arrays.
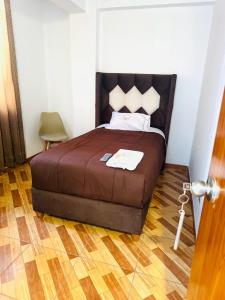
[[165, 163, 188, 171]]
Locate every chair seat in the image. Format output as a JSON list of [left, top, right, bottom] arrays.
[[40, 133, 68, 142], [39, 112, 68, 146]]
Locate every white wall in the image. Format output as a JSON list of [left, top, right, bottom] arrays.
[[11, 0, 75, 157], [189, 0, 225, 233], [11, 0, 48, 158], [70, 0, 98, 136], [98, 0, 215, 9], [12, 0, 97, 150], [11, 0, 217, 174], [50, 0, 86, 13], [43, 2, 73, 137], [98, 4, 213, 165]]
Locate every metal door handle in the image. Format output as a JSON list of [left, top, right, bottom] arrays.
[[191, 177, 220, 203]]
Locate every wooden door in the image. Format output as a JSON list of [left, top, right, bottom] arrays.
[[187, 88, 225, 299]]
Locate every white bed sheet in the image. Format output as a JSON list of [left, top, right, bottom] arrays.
[[97, 123, 165, 139]]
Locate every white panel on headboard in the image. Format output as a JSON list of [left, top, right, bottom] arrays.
[[109, 85, 160, 114]]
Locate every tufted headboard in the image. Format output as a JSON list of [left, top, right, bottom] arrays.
[[96, 72, 177, 142]]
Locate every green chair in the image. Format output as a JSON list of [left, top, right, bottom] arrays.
[[39, 112, 68, 150]]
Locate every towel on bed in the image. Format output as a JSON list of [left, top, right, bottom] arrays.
[[106, 149, 144, 171]]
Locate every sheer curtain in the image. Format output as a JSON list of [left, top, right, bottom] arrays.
[[0, 0, 26, 170]]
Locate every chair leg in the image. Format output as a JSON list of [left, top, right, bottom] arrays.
[[44, 141, 50, 151]]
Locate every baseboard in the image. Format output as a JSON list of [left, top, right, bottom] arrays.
[[165, 163, 188, 171]]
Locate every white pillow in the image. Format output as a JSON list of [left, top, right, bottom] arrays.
[[107, 112, 150, 131]]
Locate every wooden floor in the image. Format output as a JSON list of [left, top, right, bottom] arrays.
[[0, 163, 195, 300]]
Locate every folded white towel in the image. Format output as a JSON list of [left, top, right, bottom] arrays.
[[106, 149, 144, 171]]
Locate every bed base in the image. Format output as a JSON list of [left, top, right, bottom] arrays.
[[32, 188, 149, 234]]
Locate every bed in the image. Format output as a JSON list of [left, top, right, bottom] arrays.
[[31, 72, 177, 234]]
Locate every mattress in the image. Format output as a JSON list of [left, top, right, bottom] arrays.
[[31, 128, 165, 209]]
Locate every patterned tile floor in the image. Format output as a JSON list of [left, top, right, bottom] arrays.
[[0, 163, 195, 300]]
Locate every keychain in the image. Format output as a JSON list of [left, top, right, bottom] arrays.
[[173, 183, 190, 250]]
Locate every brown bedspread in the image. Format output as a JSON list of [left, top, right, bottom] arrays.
[[31, 128, 165, 208]]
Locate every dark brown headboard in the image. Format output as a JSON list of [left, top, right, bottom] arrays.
[[96, 72, 177, 142]]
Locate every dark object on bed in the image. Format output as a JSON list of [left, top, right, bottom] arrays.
[[31, 72, 177, 234]]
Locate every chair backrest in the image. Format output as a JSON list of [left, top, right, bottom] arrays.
[[39, 112, 66, 136]]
